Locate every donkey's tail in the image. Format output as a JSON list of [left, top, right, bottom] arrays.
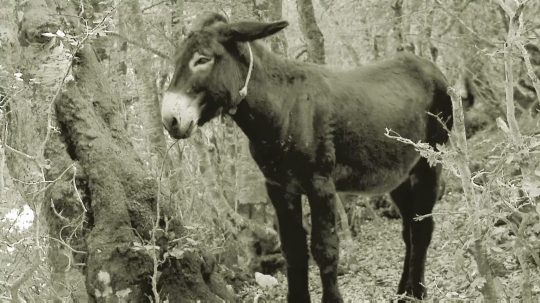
[[427, 76, 453, 148]]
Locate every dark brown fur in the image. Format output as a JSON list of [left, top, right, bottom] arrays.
[[163, 13, 453, 302]]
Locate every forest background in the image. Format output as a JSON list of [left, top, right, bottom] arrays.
[[0, 0, 539, 301]]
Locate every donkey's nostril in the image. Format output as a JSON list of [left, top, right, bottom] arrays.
[[171, 116, 178, 128], [162, 114, 180, 132]]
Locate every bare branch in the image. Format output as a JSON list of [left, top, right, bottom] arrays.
[[498, 0, 524, 146], [3, 143, 37, 162], [50, 199, 70, 222], [47, 236, 87, 255], [515, 42, 540, 107], [105, 31, 171, 60], [141, 0, 168, 13], [71, 166, 87, 213]]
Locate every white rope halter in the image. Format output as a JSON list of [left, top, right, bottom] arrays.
[[238, 42, 253, 99], [228, 42, 253, 115]]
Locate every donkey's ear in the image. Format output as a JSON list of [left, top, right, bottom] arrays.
[[219, 20, 289, 42], [192, 12, 228, 31]]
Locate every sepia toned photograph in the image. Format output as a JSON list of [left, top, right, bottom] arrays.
[[0, 0, 539, 301]]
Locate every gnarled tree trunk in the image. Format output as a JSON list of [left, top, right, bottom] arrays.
[[5, 0, 234, 301]]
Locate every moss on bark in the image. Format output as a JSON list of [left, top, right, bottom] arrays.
[[54, 45, 232, 302]]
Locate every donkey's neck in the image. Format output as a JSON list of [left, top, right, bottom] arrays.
[[232, 43, 318, 143]]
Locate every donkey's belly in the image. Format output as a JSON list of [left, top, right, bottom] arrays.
[[333, 156, 420, 195]]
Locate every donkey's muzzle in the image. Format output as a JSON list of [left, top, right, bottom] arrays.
[[161, 91, 201, 139]]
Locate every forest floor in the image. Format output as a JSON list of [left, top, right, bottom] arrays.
[[238, 191, 540, 302], [236, 124, 540, 302]]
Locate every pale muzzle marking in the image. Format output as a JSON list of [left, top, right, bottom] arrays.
[[161, 91, 202, 138]]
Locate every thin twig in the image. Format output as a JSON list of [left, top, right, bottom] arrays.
[[141, 0, 168, 13], [150, 140, 178, 303], [414, 211, 469, 221], [47, 236, 87, 255], [497, 0, 524, 146], [105, 31, 170, 60], [3, 143, 38, 162], [50, 199, 70, 222], [427, 111, 452, 134], [71, 166, 87, 212], [26, 163, 76, 195]]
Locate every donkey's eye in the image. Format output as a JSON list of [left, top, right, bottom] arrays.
[[189, 53, 214, 71], [195, 57, 212, 66]]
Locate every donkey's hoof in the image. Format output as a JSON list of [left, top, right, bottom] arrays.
[[397, 283, 427, 301]]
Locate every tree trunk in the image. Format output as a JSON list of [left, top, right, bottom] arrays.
[[5, 0, 233, 301], [55, 39, 232, 303], [118, 0, 171, 171], [391, 0, 405, 52], [3, 0, 89, 300], [296, 0, 325, 64], [268, 0, 288, 56], [45, 134, 90, 302], [448, 87, 502, 302]]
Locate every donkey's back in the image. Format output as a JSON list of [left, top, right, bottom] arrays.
[[314, 54, 452, 194]]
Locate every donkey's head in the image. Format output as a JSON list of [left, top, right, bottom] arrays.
[[161, 12, 288, 139]]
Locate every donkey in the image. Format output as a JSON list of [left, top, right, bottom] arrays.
[[161, 12, 453, 302]]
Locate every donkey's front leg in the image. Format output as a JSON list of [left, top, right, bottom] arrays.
[[266, 181, 310, 303], [307, 175, 343, 303]]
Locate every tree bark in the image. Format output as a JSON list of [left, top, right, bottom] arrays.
[[391, 0, 405, 52], [268, 0, 288, 56], [44, 134, 90, 302], [5, 0, 233, 301], [118, 0, 171, 171], [498, 1, 523, 146], [3, 0, 89, 300], [296, 0, 325, 64], [448, 87, 501, 302], [55, 41, 232, 303]]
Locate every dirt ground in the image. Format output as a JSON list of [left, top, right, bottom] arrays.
[[239, 193, 540, 302]]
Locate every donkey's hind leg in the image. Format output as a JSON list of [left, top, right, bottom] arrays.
[[390, 158, 441, 299]]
